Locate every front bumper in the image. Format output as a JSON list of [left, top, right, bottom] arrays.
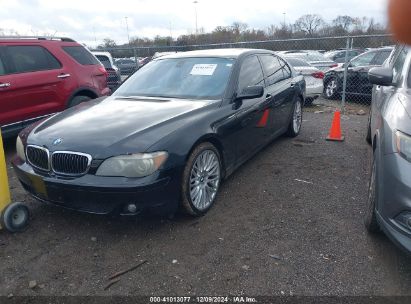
[[378, 153, 411, 253], [11, 157, 182, 215]]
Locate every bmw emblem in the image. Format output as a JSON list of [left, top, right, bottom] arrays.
[[53, 138, 63, 146]]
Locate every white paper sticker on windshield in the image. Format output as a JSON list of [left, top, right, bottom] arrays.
[[190, 64, 217, 76]]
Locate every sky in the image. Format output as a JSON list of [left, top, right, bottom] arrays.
[[0, 0, 388, 47]]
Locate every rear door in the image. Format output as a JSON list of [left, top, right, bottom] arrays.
[[0, 44, 68, 128], [62, 46, 107, 93]]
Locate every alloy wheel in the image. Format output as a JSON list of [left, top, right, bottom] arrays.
[[189, 150, 221, 211]]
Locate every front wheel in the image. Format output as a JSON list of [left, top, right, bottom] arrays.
[[364, 153, 380, 233], [286, 98, 303, 137], [366, 113, 372, 145], [181, 143, 222, 217]]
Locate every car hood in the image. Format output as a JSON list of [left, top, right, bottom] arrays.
[[28, 96, 218, 158]]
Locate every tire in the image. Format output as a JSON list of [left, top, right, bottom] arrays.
[[286, 98, 303, 137], [304, 97, 314, 106], [1, 202, 29, 232], [364, 152, 380, 233], [181, 142, 222, 217], [68, 95, 91, 108], [366, 113, 372, 145], [324, 77, 340, 99]]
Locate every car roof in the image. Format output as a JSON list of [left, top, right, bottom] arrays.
[[157, 48, 271, 60]]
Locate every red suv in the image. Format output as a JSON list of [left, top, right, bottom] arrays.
[[0, 37, 110, 138]]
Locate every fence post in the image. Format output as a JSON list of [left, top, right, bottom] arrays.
[[133, 47, 138, 66], [341, 37, 350, 113]]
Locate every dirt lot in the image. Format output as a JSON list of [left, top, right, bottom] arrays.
[[1, 101, 411, 297]]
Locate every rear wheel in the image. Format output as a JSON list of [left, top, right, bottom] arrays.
[[364, 152, 380, 233], [181, 143, 222, 217], [324, 77, 340, 99], [68, 95, 91, 108], [286, 98, 303, 137]]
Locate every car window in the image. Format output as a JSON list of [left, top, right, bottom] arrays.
[[350, 51, 376, 67], [393, 48, 408, 84], [279, 57, 291, 79], [5, 46, 61, 74], [63, 46, 100, 65], [238, 55, 264, 92], [96, 55, 112, 69], [259, 55, 284, 86], [0, 55, 5, 76], [114, 57, 234, 100], [373, 50, 392, 66]]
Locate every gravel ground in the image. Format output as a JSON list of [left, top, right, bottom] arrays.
[[0, 104, 410, 297]]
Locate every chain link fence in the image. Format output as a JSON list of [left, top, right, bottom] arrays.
[[94, 34, 394, 110]]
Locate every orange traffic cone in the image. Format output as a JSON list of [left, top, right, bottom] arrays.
[[326, 111, 345, 142]]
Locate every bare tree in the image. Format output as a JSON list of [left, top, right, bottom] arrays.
[[294, 14, 325, 36], [98, 38, 117, 49], [332, 15, 356, 32]]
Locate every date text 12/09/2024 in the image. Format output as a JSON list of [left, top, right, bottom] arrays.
[[149, 296, 257, 303]]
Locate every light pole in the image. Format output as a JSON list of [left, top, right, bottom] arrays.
[[283, 12, 286, 26], [193, 1, 198, 35], [125, 16, 131, 45]]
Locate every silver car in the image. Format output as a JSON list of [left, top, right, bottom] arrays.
[[282, 51, 338, 72], [286, 57, 324, 106], [366, 44, 411, 253]]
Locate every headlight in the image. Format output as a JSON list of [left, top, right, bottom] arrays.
[[16, 136, 26, 162], [96, 152, 168, 178], [394, 130, 411, 161]]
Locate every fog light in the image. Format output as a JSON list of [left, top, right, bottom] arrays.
[[127, 204, 137, 213], [395, 212, 411, 231]]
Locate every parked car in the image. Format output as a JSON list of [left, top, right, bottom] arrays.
[[323, 47, 393, 100], [283, 51, 338, 71], [92, 51, 121, 91], [115, 58, 138, 75], [12, 49, 305, 217], [0, 36, 110, 138], [139, 56, 152, 67], [285, 57, 324, 106], [365, 44, 411, 253], [324, 49, 365, 63]]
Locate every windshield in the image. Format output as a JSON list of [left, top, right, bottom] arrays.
[[350, 51, 376, 67], [114, 57, 235, 100]]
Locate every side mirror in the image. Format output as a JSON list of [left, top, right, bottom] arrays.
[[236, 85, 264, 101], [368, 67, 393, 86]]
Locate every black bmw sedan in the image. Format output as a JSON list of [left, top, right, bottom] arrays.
[[12, 49, 305, 217]]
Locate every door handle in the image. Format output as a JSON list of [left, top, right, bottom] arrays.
[[265, 94, 272, 102], [57, 73, 71, 79], [0, 82, 11, 88], [290, 82, 296, 87]]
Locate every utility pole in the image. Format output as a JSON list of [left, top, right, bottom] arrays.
[[193, 1, 198, 35], [283, 12, 286, 26], [125, 16, 131, 45]]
